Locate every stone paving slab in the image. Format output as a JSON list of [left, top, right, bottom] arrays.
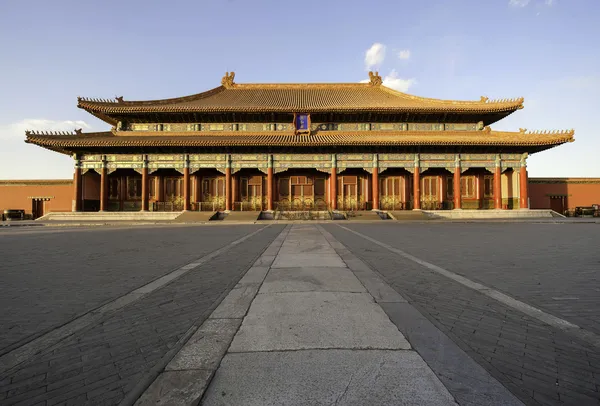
[[202, 350, 457, 406], [208, 284, 260, 319], [259, 266, 365, 293], [277, 240, 337, 255], [166, 319, 241, 372], [229, 291, 410, 352], [271, 252, 346, 268], [135, 370, 212, 406]]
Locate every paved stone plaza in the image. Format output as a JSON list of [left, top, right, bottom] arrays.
[[0, 222, 599, 405]]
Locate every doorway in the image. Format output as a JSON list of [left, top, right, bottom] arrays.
[[31, 199, 46, 219]]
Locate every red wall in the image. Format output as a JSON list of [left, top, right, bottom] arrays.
[[529, 178, 600, 209], [0, 180, 73, 215], [2, 177, 600, 216]]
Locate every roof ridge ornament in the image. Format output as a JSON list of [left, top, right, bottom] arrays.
[[115, 96, 124, 103], [368, 71, 383, 86], [25, 130, 74, 136], [221, 71, 236, 88], [480, 96, 489, 103]]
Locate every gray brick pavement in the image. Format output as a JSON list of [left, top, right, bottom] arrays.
[[0, 225, 262, 353], [0, 225, 284, 406], [324, 224, 600, 406], [338, 223, 600, 335]]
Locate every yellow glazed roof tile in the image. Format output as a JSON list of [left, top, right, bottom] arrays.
[[77, 72, 524, 114]]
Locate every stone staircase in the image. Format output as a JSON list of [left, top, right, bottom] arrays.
[[272, 210, 333, 221], [220, 211, 261, 222], [387, 210, 434, 221], [344, 210, 385, 221], [174, 211, 218, 222]]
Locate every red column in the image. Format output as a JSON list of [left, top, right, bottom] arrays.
[[520, 166, 529, 209], [453, 167, 461, 209], [404, 174, 410, 209], [232, 174, 238, 210], [183, 166, 190, 211], [372, 169, 379, 210], [413, 168, 421, 210], [73, 163, 82, 212], [225, 168, 232, 211], [141, 166, 149, 211], [157, 175, 164, 203], [494, 166, 502, 209], [330, 168, 337, 210], [100, 165, 107, 211], [267, 168, 274, 210]]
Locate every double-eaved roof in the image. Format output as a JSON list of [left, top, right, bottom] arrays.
[[25, 72, 574, 154]]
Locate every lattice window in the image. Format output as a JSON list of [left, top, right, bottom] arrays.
[[279, 178, 290, 197], [461, 176, 476, 198], [109, 178, 120, 199], [421, 176, 438, 199], [127, 177, 142, 200], [446, 177, 454, 198], [483, 175, 494, 198], [149, 176, 156, 199]]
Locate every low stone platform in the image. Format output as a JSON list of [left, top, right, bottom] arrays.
[[37, 211, 182, 221], [424, 209, 556, 219]]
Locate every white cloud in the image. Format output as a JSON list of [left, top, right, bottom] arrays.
[[398, 50, 411, 60], [1, 119, 92, 139], [382, 70, 416, 92], [509, 0, 554, 7], [365, 43, 386, 70]]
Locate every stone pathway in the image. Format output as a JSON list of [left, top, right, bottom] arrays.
[[201, 224, 456, 405]]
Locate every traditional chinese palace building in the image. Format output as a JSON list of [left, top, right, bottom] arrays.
[[24, 72, 574, 214]]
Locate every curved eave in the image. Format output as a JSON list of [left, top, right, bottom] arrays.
[[78, 102, 523, 115], [25, 129, 574, 154], [76, 83, 524, 116]]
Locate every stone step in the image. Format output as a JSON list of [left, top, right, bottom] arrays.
[[345, 210, 384, 221], [174, 211, 217, 222], [387, 210, 433, 220], [221, 211, 261, 222]]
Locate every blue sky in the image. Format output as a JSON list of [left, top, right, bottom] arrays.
[[1, 0, 598, 179]]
